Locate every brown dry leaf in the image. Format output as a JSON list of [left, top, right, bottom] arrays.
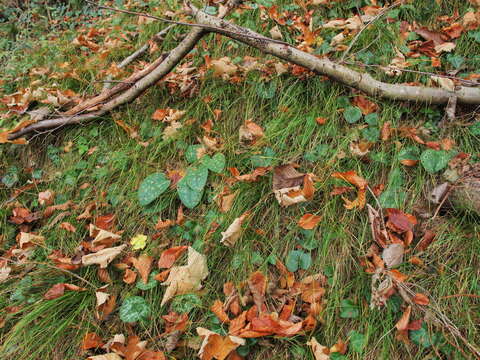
[[415, 28, 446, 46], [216, 189, 237, 213], [18, 232, 45, 248], [273, 165, 314, 207], [82, 245, 127, 268], [211, 300, 230, 323], [44, 283, 86, 300], [229, 167, 270, 182], [161, 247, 208, 306], [123, 268, 137, 284], [155, 217, 174, 230], [197, 327, 245, 360], [158, 246, 188, 269], [0, 267, 12, 283], [59, 222, 76, 233], [220, 212, 249, 247], [132, 254, 153, 284], [88, 354, 122, 360], [298, 214, 322, 230], [248, 271, 267, 312], [239, 119, 264, 145], [96, 291, 116, 320], [331, 171, 368, 209], [352, 95, 378, 115], [307, 337, 330, 360], [395, 305, 412, 343], [89, 224, 121, 247], [382, 243, 404, 268], [82, 332, 104, 350], [38, 190, 54, 206], [435, 42, 456, 53], [210, 57, 238, 79], [95, 214, 116, 231], [413, 293, 429, 305]]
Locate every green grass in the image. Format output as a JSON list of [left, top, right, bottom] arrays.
[[1, 0, 480, 359]]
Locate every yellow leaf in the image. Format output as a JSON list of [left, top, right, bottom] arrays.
[[130, 234, 147, 250]]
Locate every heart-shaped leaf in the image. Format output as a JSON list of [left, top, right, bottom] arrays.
[[185, 144, 204, 163], [348, 330, 366, 353], [185, 166, 209, 192], [420, 149, 450, 173], [119, 296, 150, 323], [285, 250, 312, 272], [177, 177, 204, 209], [138, 173, 170, 206], [340, 299, 360, 318], [344, 106, 362, 124], [202, 153, 226, 173]]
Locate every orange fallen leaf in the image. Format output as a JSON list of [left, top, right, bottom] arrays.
[[298, 214, 322, 230], [44, 283, 86, 300], [413, 293, 429, 305], [211, 299, 230, 323], [132, 254, 153, 284], [158, 246, 188, 269], [82, 332, 104, 350]]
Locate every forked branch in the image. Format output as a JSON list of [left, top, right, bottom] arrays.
[[5, 3, 480, 141]]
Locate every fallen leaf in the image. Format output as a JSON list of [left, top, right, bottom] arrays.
[[431, 76, 455, 92], [248, 271, 267, 312], [38, 190, 55, 206], [82, 245, 127, 268], [298, 214, 322, 230], [210, 57, 238, 78], [123, 268, 137, 284], [132, 254, 153, 284], [221, 212, 249, 247], [211, 300, 230, 323], [331, 171, 368, 209], [87, 354, 122, 360], [158, 246, 188, 269], [382, 243, 404, 268], [269, 25, 283, 40], [89, 224, 121, 247], [307, 337, 330, 360], [161, 247, 208, 306], [352, 95, 378, 115], [130, 234, 148, 250], [59, 222, 76, 233], [412, 293, 429, 305], [239, 119, 264, 145], [82, 332, 104, 350], [44, 283, 86, 300], [197, 327, 245, 360]]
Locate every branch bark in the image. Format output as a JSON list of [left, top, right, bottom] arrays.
[[5, 3, 480, 141], [190, 5, 480, 105]]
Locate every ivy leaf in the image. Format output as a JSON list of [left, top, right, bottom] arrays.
[[410, 326, 432, 348], [251, 147, 276, 167], [185, 166, 209, 192], [398, 146, 420, 161], [285, 250, 312, 272], [202, 153, 226, 173], [344, 106, 362, 123], [298, 229, 318, 250], [340, 299, 360, 318], [420, 149, 450, 173], [348, 330, 366, 353], [177, 177, 204, 209], [138, 173, 170, 206], [469, 122, 480, 136], [446, 54, 465, 69], [185, 144, 204, 163], [364, 113, 379, 125], [171, 294, 202, 314], [361, 127, 380, 142], [119, 296, 150, 323], [135, 271, 158, 290]]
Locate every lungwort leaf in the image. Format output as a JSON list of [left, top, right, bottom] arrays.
[[138, 172, 170, 206]]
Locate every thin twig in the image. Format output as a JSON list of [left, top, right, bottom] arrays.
[[340, 1, 402, 62], [432, 184, 453, 220], [441, 293, 480, 300], [86, 0, 289, 46], [0, 257, 97, 289]]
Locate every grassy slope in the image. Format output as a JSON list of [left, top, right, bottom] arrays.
[[0, 0, 479, 359]]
